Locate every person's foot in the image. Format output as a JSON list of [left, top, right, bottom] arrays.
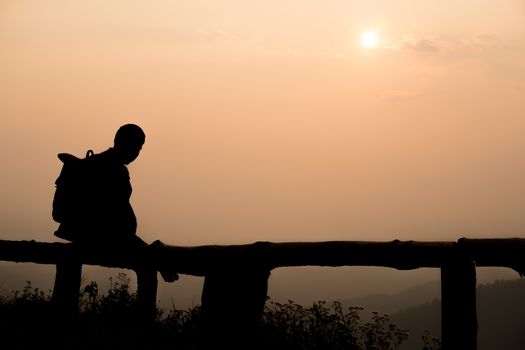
[[150, 240, 179, 282]]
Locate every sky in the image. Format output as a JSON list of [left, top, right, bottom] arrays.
[[1, 0, 525, 307]]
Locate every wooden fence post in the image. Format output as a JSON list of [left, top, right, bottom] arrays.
[[441, 260, 477, 350], [51, 262, 82, 320], [200, 269, 271, 348], [135, 267, 159, 325]]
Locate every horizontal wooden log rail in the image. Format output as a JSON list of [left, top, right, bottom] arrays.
[[1, 237, 524, 350], [1, 238, 524, 275]]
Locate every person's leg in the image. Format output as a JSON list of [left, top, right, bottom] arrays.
[[129, 237, 178, 325]]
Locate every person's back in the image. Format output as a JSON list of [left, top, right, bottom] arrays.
[[54, 124, 144, 244], [85, 148, 137, 242]]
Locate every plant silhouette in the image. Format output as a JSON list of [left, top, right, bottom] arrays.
[[0, 274, 413, 350]]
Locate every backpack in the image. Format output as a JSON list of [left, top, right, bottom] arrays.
[[52, 149, 96, 241]]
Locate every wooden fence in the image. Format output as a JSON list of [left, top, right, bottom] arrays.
[[1, 238, 524, 349]]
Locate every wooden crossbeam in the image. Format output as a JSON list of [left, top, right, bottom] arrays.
[[0, 238, 524, 274]]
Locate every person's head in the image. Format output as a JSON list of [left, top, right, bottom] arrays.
[[113, 124, 145, 164]]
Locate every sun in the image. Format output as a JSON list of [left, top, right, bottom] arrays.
[[361, 30, 379, 48]]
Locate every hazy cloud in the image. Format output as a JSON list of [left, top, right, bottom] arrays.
[[459, 34, 497, 50], [383, 34, 443, 53], [380, 33, 497, 55]]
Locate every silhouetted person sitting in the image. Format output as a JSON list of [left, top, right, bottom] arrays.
[[51, 124, 177, 324]]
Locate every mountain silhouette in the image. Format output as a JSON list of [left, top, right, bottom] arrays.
[[389, 278, 525, 350], [339, 280, 441, 318]]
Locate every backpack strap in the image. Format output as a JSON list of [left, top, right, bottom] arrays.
[[57, 150, 94, 163]]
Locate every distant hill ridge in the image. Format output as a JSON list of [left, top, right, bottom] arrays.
[[340, 278, 525, 350], [339, 280, 441, 317]]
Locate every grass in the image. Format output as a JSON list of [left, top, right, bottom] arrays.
[[0, 273, 430, 350]]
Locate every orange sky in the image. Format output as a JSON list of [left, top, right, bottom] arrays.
[[1, 0, 525, 305]]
